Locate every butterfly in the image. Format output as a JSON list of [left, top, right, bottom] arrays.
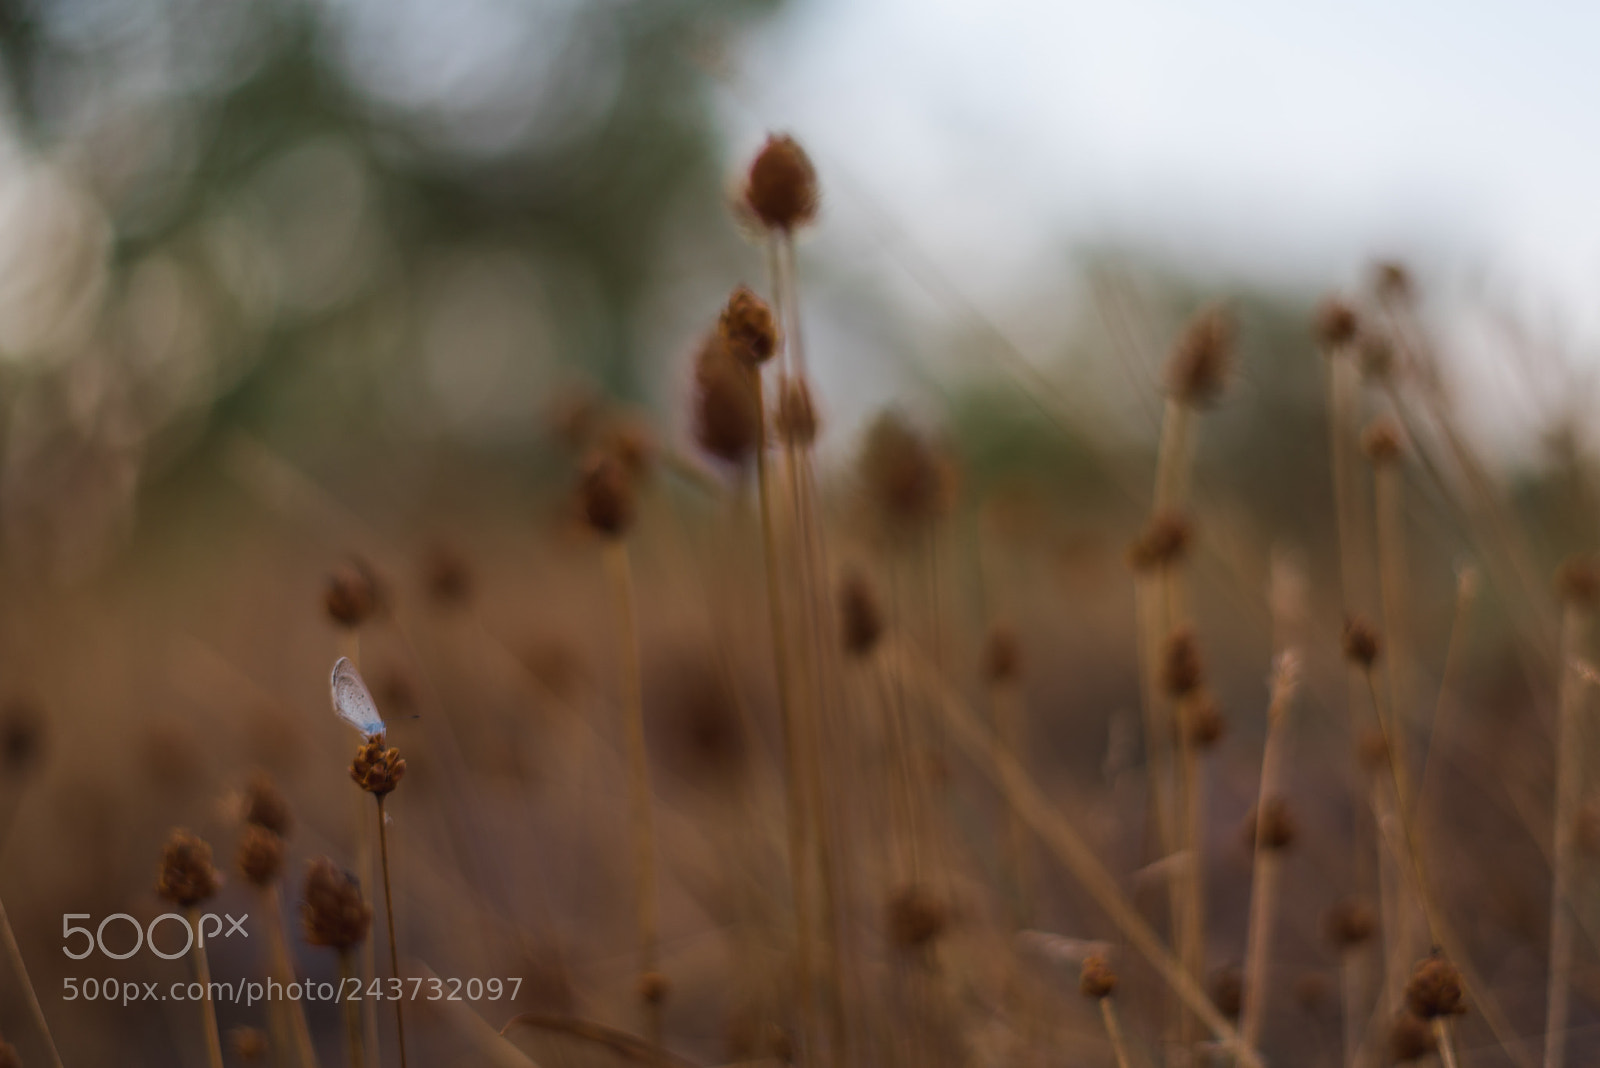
[[330, 656, 385, 740]]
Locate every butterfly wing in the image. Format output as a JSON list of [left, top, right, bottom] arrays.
[[330, 657, 385, 739]]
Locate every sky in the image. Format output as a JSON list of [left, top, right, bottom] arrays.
[[720, 0, 1600, 451]]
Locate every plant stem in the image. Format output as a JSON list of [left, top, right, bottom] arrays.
[[340, 948, 366, 1068], [0, 894, 64, 1068], [603, 539, 664, 1052], [1433, 1018, 1459, 1068], [263, 885, 320, 1068], [1241, 653, 1299, 1052], [1099, 997, 1134, 1068], [1543, 602, 1589, 1068], [188, 906, 226, 1068], [376, 795, 409, 1068]]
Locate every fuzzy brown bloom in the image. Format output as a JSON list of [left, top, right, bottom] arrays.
[[1244, 797, 1297, 851], [775, 376, 819, 446], [578, 450, 635, 538], [1556, 555, 1600, 609], [422, 541, 473, 608], [350, 739, 406, 796], [230, 1026, 269, 1061], [243, 773, 292, 837], [0, 698, 44, 777], [1166, 304, 1235, 406], [1127, 510, 1193, 574], [719, 286, 779, 368], [1211, 965, 1244, 1020], [1405, 955, 1465, 1019], [1374, 261, 1414, 303], [1390, 1012, 1436, 1062], [693, 334, 761, 466], [237, 825, 285, 887], [860, 412, 951, 532], [1342, 617, 1382, 668], [660, 660, 747, 793], [638, 971, 670, 1006], [744, 135, 819, 231], [1161, 628, 1204, 699], [1184, 694, 1227, 750], [983, 624, 1022, 684], [1079, 954, 1117, 999], [1314, 297, 1359, 348], [323, 559, 385, 629], [1361, 418, 1404, 465], [1323, 899, 1377, 950], [839, 570, 884, 657], [301, 858, 371, 950], [157, 829, 222, 908], [887, 884, 946, 950]]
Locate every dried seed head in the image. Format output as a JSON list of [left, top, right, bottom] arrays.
[[323, 559, 386, 629], [1361, 418, 1404, 465], [860, 412, 951, 532], [578, 450, 635, 538], [692, 334, 760, 467], [1314, 297, 1359, 349], [1404, 955, 1465, 1019], [238, 825, 285, 888], [605, 418, 655, 482], [638, 971, 670, 1006], [301, 857, 371, 950], [422, 541, 473, 608], [887, 883, 946, 950], [1210, 965, 1244, 1020], [230, 1026, 269, 1061], [1166, 304, 1235, 406], [0, 698, 44, 778], [1390, 1012, 1436, 1062], [1342, 617, 1382, 668], [1161, 628, 1204, 699], [1184, 694, 1227, 750], [1359, 333, 1396, 383], [1323, 898, 1377, 950], [775, 376, 820, 447], [243, 773, 292, 837], [157, 829, 222, 908], [839, 570, 884, 657], [983, 623, 1022, 684], [1374, 261, 1414, 303], [1079, 954, 1117, 999], [1244, 797, 1297, 851], [1127, 510, 1193, 572], [1556, 555, 1600, 609], [350, 739, 406, 796], [744, 135, 819, 231], [661, 660, 747, 794], [719, 286, 779, 367]]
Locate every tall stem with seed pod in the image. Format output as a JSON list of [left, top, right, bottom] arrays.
[[1241, 653, 1300, 1051]]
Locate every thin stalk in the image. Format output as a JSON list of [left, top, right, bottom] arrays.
[[1543, 602, 1590, 1068], [992, 675, 1033, 926], [375, 796, 409, 1068], [188, 906, 226, 1068], [339, 949, 366, 1068], [603, 539, 664, 1051], [1240, 652, 1299, 1052], [1433, 1019, 1460, 1068], [1099, 997, 1134, 1068], [0, 895, 64, 1068], [262, 886, 320, 1068], [750, 367, 816, 1049], [899, 639, 1262, 1068], [343, 633, 380, 1068], [1340, 952, 1363, 1068]]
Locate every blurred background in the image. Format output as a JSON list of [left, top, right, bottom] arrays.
[[2, 0, 1600, 1065]]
